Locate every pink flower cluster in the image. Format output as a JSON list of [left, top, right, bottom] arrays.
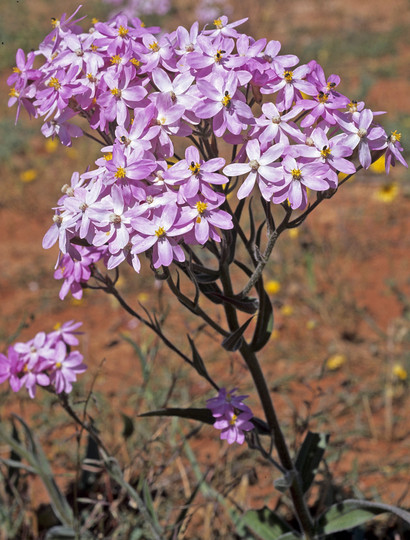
[[0, 321, 86, 398], [206, 388, 254, 444], [8, 9, 407, 293]]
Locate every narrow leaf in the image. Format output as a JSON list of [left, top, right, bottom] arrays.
[[316, 499, 410, 535], [120, 412, 135, 440], [211, 292, 259, 314], [251, 279, 274, 351], [295, 431, 329, 494], [238, 506, 296, 540], [222, 316, 254, 352], [187, 335, 209, 378]]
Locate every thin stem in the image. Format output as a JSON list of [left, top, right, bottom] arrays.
[[241, 205, 293, 296], [239, 343, 315, 539], [82, 130, 107, 146]]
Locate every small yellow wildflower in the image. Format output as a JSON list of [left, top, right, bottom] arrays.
[[306, 319, 316, 330], [265, 280, 281, 295], [45, 138, 58, 153], [20, 169, 37, 183], [326, 354, 346, 371], [373, 183, 399, 203], [369, 155, 385, 174], [288, 228, 299, 239], [392, 363, 407, 381], [137, 292, 149, 303], [280, 305, 293, 316]]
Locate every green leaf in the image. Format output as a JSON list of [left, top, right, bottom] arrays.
[[316, 499, 410, 535], [294, 431, 329, 494], [44, 526, 76, 539], [238, 506, 298, 539], [222, 316, 254, 351], [142, 480, 161, 530]]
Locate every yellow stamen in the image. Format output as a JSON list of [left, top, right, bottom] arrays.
[[214, 49, 224, 62], [291, 168, 302, 180], [111, 87, 121, 97], [91, 18, 99, 25], [189, 161, 201, 175], [222, 91, 231, 107], [214, 18, 223, 29], [230, 414, 238, 426], [130, 58, 141, 67], [284, 70, 293, 82], [91, 44, 98, 52], [118, 25, 129, 37], [196, 201, 208, 214], [9, 87, 19, 98], [149, 42, 160, 52], [390, 130, 401, 143], [55, 362, 62, 369], [115, 167, 126, 178], [48, 77, 61, 90], [155, 226, 166, 237], [104, 152, 113, 161], [13, 66, 21, 73], [51, 17, 59, 28], [110, 54, 122, 64], [321, 146, 331, 158], [317, 91, 329, 103], [348, 100, 358, 113]]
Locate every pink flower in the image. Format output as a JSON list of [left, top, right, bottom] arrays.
[[207, 388, 254, 445]]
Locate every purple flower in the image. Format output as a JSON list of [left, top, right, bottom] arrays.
[[49, 342, 87, 394], [207, 388, 254, 445]]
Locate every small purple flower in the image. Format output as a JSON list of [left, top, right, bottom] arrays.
[[207, 387, 254, 445]]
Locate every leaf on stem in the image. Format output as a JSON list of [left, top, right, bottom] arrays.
[[294, 431, 329, 494], [316, 499, 410, 535], [251, 279, 274, 351], [187, 334, 210, 379], [221, 316, 254, 351]]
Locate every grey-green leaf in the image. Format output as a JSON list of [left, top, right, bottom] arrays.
[[316, 499, 410, 535], [238, 506, 297, 540]]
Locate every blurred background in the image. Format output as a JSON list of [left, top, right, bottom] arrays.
[[0, 0, 409, 536]]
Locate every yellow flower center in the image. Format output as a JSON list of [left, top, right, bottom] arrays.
[[222, 90, 231, 107], [390, 130, 401, 143], [118, 25, 129, 37], [149, 42, 160, 52], [130, 58, 141, 67], [104, 152, 113, 161], [230, 414, 238, 426], [9, 87, 19, 98], [321, 146, 332, 158], [115, 167, 126, 178], [196, 201, 208, 214], [91, 44, 98, 52], [317, 91, 329, 103], [327, 81, 337, 90], [51, 17, 59, 28], [48, 77, 61, 90], [91, 18, 99, 25], [291, 168, 302, 180], [155, 226, 166, 237], [189, 161, 201, 175], [111, 87, 122, 98], [13, 66, 21, 73], [348, 100, 358, 113], [110, 54, 122, 64], [284, 70, 293, 82], [55, 362, 62, 369], [214, 49, 224, 62], [214, 18, 223, 28]]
